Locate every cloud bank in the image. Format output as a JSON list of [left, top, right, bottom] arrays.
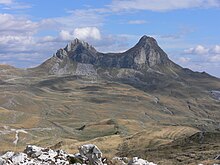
[[111, 0, 220, 11]]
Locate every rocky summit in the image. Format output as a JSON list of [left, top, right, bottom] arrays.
[[0, 36, 220, 165]]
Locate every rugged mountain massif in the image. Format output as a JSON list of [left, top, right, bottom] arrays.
[[36, 36, 178, 75], [0, 36, 220, 164], [55, 36, 172, 69]]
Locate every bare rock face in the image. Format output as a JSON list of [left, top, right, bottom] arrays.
[[75, 63, 97, 77], [55, 48, 68, 59], [64, 38, 97, 53], [134, 47, 147, 65], [131, 36, 166, 68], [63, 38, 98, 65]]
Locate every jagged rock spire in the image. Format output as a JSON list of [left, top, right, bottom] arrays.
[[64, 38, 97, 53]]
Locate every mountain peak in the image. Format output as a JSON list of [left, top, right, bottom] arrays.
[[137, 35, 158, 47], [54, 38, 97, 60], [64, 38, 97, 53]]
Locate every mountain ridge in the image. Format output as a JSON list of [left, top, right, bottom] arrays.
[[31, 36, 220, 94], [52, 35, 177, 70], [35, 35, 218, 81]]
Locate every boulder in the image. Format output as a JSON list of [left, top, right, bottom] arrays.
[[78, 144, 103, 165], [0, 158, 6, 165], [24, 145, 43, 157], [11, 153, 28, 164], [1, 151, 14, 159], [111, 157, 128, 165], [128, 157, 157, 165]]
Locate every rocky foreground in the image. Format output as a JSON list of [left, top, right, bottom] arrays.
[[0, 144, 157, 165], [1, 144, 219, 165]]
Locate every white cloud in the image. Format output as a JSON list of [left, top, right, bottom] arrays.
[[0, 13, 42, 56], [0, 15, 54, 57], [128, 20, 147, 24], [41, 27, 102, 43], [51, 9, 105, 31], [0, 14, 38, 35], [0, 0, 12, 5], [209, 54, 220, 62], [0, 35, 35, 52], [184, 45, 220, 56], [41, 36, 56, 42], [73, 27, 101, 40], [184, 44, 220, 68], [178, 57, 191, 63], [184, 45, 209, 55], [194, 45, 209, 55], [212, 45, 220, 54], [0, 0, 31, 9], [110, 0, 220, 11], [59, 30, 73, 41]]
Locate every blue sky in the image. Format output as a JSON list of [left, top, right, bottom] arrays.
[[0, 0, 220, 77]]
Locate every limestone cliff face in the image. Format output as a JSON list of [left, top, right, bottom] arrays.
[[53, 35, 173, 71], [118, 35, 171, 69]]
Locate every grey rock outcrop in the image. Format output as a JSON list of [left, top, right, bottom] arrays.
[[111, 157, 128, 165], [211, 90, 220, 100], [78, 144, 103, 165], [75, 63, 97, 77], [55, 48, 68, 59], [0, 144, 158, 165], [0, 145, 71, 165], [111, 157, 157, 165]]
